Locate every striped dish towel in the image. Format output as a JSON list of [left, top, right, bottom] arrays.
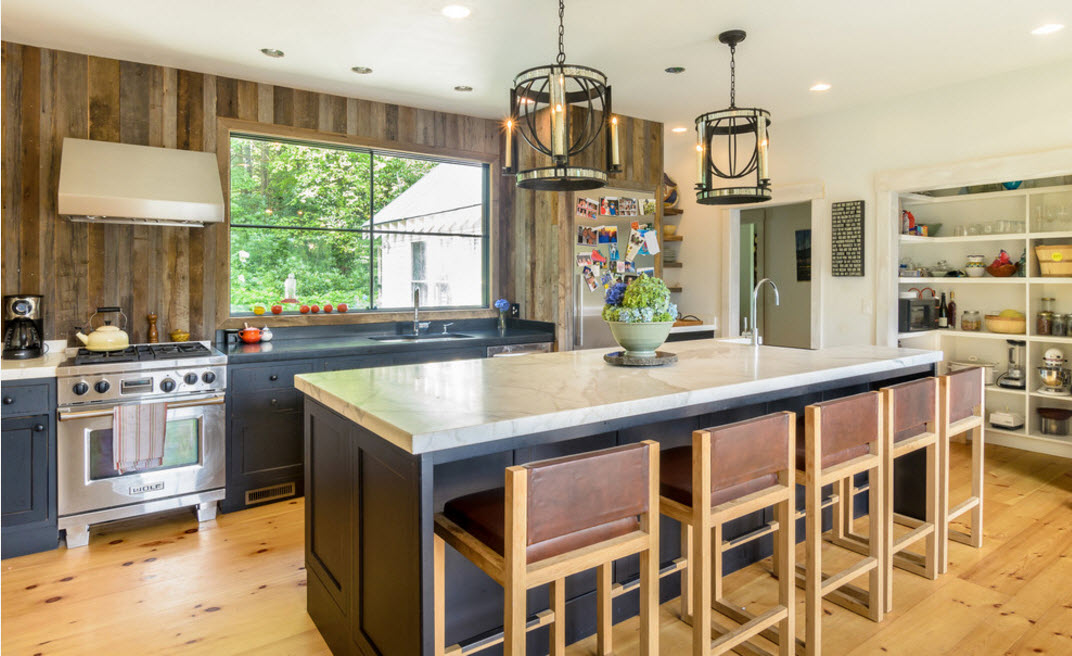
[[113, 403, 168, 473]]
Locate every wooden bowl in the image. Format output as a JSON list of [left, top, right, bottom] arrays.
[[985, 262, 1019, 277], [984, 314, 1026, 334]]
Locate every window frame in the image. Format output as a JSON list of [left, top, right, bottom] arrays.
[[215, 119, 498, 329]]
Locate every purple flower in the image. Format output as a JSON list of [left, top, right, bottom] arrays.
[[494, 298, 510, 312], [604, 282, 627, 306]]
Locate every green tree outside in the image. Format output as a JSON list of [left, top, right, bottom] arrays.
[[228, 136, 435, 312]]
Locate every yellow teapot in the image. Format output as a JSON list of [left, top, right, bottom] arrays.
[[75, 307, 130, 352]]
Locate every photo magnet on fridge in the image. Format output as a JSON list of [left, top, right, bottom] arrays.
[[582, 266, 599, 292]]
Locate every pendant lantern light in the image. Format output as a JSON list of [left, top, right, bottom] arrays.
[[502, 0, 620, 191], [694, 30, 771, 205]]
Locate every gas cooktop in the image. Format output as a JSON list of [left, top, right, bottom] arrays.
[[71, 342, 213, 366]]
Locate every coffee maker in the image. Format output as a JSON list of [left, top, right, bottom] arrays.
[[3, 295, 45, 360], [996, 339, 1027, 390]]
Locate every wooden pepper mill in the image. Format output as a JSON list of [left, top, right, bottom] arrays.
[[147, 312, 159, 343]]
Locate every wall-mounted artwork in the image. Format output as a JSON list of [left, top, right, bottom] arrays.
[[831, 200, 864, 277], [796, 229, 812, 281]]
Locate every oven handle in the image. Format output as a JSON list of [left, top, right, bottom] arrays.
[[58, 393, 226, 421]]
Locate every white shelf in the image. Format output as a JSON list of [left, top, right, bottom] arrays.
[[943, 329, 1025, 340], [902, 183, 1072, 206], [900, 233, 1026, 243], [1030, 231, 1072, 240], [898, 277, 1024, 284], [1030, 334, 1072, 344], [1028, 277, 1072, 284], [986, 385, 1026, 397], [1030, 388, 1072, 401]]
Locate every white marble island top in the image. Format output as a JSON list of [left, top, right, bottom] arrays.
[[294, 341, 941, 455]]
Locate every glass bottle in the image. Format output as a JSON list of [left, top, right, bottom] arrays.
[[938, 293, 948, 328], [284, 273, 297, 302], [947, 292, 957, 330]]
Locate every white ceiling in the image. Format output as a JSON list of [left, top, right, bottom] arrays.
[[3, 0, 1070, 129]]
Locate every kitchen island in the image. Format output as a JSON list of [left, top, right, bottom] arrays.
[[295, 341, 941, 656]]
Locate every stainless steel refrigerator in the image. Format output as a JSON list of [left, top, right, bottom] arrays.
[[573, 217, 656, 350]]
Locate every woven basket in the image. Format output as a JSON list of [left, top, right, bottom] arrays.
[[1035, 244, 1072, 277]]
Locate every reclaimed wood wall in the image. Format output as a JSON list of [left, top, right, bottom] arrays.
[[1, 41, 663, 345], [504, 112, 664, 347]]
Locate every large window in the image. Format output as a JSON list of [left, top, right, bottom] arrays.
[[228, 135, 488, 315]]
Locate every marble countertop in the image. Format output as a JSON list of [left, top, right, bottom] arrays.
[[295, 341, 942, 455], [1, 341, 70, 381]]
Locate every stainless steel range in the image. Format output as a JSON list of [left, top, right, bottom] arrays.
[[56, 342, 227, 547]]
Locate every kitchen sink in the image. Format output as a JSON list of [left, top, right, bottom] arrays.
[[369, 333, 473, 343]]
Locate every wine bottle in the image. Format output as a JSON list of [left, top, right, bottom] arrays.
[[947, 292, 957, 330], [938, 292, 948, 328]]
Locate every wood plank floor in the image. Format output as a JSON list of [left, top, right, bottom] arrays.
[[2, 442, 1070, 655]]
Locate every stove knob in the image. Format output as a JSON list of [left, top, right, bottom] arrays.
[[202, 371, 217, 384], [73, 382, 90, 396], [184, 373, 199, 385], [160, 378, 176, 393], [94, 380, 111, 394]]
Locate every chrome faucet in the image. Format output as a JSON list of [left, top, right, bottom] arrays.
[[749, 278, 780, 346]]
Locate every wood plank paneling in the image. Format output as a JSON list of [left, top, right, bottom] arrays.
[[1, 40, 662, 344]]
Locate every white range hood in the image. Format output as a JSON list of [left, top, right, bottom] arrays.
[[58, 138, 225, 227]]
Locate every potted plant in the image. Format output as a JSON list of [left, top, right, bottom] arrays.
[[601, 276, 677, 357]]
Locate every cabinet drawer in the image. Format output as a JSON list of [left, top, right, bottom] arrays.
[[230, 362, 316, 392], [232, 388, 305, 417], [0, 381, 52, 417]]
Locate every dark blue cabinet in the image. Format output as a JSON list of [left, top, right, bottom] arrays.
[[1, 377, 58, 559], [223, 347, 484, 512]]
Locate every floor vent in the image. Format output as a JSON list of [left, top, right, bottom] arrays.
[[245, 482, 296, 506]]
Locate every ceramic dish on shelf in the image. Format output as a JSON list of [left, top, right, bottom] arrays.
[[984, 314, 1026, 334], [965, 255, 986, 277], [985, 262, 1019, 277]]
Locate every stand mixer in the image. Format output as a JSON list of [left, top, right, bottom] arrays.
[[1038, 348, 1071, 396]]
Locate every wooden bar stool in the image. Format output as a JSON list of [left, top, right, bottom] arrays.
[[658, 412, 797, 656], [827, 378, 940, 613], [798, 392, 887, 655], [938, 367, 985, 573], [433, 441, 660, 656]]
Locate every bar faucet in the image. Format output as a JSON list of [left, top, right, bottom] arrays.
[[749, 278, 780, 346]]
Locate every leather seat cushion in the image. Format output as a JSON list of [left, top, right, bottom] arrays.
[[443, 487, 639, 563], [659, 446, 779, 508]]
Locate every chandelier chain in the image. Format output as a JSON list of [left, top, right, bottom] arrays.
[[557, 0, 566, 64], [729, 44, 736, 108]]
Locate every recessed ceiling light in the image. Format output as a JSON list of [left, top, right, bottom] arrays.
[[351, 66, 373, 74], [671, 127, 688, 133], [454, 85, 473, 92], [664, 66, 686, 74], [260, 48, 285, 58], [442, 5, 471, 18], [809, 82, 832, 92], [1031, 23, 1064, 35]]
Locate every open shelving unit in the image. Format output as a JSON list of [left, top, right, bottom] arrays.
[[660, 206, 684, 295], [895, 183, 1072, 458]]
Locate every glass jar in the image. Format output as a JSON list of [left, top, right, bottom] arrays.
[[1041, 297, 1055, 313], [1053, 313, 1069, 337], [1037, 311, 1054, 336], [961, 311, 982, 332]]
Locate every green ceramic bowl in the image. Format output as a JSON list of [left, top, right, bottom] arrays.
[[606, 321, 675, 357]]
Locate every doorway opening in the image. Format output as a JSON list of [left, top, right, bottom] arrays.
[[739, 202, 813, 349]]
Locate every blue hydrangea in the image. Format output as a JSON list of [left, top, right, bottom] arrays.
[[494, 298, 510, 312], [604, 282, 627, 306]]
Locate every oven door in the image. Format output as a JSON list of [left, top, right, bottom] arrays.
[[57, 393, 225, 517]]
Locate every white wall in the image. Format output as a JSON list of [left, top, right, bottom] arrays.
[[667, 59, 1072, 346]]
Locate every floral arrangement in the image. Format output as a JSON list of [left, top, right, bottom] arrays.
[[494, 298, 510, 312], [602, 276, 677, 323]]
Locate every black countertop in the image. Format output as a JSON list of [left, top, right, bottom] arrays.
[[218, 318, 555, 364]]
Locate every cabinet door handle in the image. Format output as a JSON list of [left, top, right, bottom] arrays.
[[3, 396, 13, 405], [270, 398, 279, 406], [269, 374, 279, 381], [33, 424, 44, 432]]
